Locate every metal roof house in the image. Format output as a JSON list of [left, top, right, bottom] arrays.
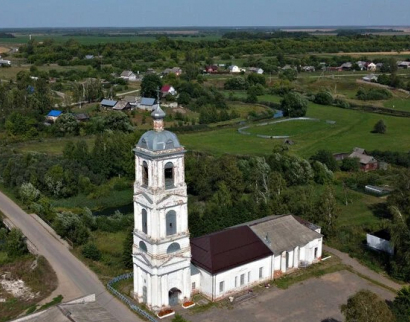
[[137, 97, 156, 110], [100, 99, 118, 109], [46, 110, 62, 123]]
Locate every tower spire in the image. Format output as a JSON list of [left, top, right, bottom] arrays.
[[151, 87, 166, 132]]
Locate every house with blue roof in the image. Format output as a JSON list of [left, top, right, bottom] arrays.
[[46, 110, 62, 123], [100, 99, 118, 109], [137, 97, 156, 110]]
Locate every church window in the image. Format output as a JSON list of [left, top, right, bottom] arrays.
[[248, 272, 251, 283], [142, 209, 147, 234], [139, 241, 147, 253], [167, 242, 181, 254], [165, 139, 174, 149], [142, 161, 149, 186], [235, 276, 237, 287], [219, 281, 224, 293], [240, 274, 245, 286], [192, 282, 196, 290], [164, 162, 174, 189], [259, 267, 263, 279], [166, 210, 177, 236]]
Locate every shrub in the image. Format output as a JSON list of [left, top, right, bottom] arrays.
[[314, 91, 333, 105], [281, 92, 308, 117], [82, 242, 101, 261], [356, 88, 392, 100], [373, 120, 387, 134]]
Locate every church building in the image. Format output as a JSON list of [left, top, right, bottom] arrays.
[[132, 104, 323, 310]]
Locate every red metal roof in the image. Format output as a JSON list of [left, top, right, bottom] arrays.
[[161, 85, 171, 92], [190, 226, 273, 274]]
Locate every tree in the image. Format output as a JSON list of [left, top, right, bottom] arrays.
[[341, 289, 395, 322], [310, 149, 338, 171], [19, 182, 40, 204], [82, 242, 102, 261], [281, 92, 308, 117], [316, 186, 339, 236], [141, 74, 162, 98], [54, 113, 79, 136], [122, 225, 134, 269], [6, 228, 28, 258], [392, 286, 410, 322], [373, 120, 387, 134], [341, 157, 360, 172]]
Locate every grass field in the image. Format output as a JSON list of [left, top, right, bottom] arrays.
[[180, 102, 410, 158], [246, 119, 335, 137], [16, 136, 96, 155]]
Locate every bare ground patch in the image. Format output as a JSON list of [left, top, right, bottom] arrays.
[[0, 47, 9, 54]]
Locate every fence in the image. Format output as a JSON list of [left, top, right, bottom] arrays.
[[107, 273, 158, 322]]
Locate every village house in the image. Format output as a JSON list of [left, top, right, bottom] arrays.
[[340, 62, 352, 71], [161, 84, 177, 97], [302, 66, 316, 72], [113, 100, 132, 111], [367, 62, 377, 71], [205, 65, 218, 73], [248, 67, 264, 74], [0, 59, 11, 66], [362, 74, 378, 82], [46, 110, 62, 123], [162, 67, 182, 76], [75, 113, 90, 122], [100, 99, 118, 109], [367, 229, 394, 255], [120, 70, 137, 81], [123, 96, 138, 107], [349, 147, 378, 171], [228, 65, 241, 73], [398, 61, 410, 69], [137, 97, 156, 110]]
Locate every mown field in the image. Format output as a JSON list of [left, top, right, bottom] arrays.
[[180, 102, 410, 158]]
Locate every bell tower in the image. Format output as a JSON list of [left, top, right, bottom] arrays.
[[132, 104, 191, 310]]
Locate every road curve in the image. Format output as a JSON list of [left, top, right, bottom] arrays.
[[0, 190, 141, 322]]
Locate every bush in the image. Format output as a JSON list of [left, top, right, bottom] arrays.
[[333, 98, 350, 108], [314, 91, 333, 105], [82, 242, 101, 261], [356, 88, 392, 101]]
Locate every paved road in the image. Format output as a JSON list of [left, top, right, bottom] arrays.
[[324, 245, 403, 291], [0, 190, 141, 322]]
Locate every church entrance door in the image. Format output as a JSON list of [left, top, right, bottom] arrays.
[[168, 288, 181, 306]]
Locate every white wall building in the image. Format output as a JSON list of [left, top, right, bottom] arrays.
[[132, 106, 324, 310], [132, 105, 191, 311]]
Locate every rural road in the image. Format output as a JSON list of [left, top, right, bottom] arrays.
[[0, 190, 142, 322]]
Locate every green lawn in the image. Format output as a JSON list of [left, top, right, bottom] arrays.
[[246, 119, 334, 137], [180, 102, 410, 158], [383, 98, 410, 112], [16, 136, 96, 155]]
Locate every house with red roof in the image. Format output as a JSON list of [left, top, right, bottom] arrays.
[[161, 84, 177, 96]]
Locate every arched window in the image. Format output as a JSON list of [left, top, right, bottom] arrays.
[[142, 161, 148, 186], [139, 241, 147, 253], [166, 210, 177, 236], [140, 138, 148, 149], [142, 209, 147, 234], [164, 162, 174, 189], [167, 242, 181, 254]]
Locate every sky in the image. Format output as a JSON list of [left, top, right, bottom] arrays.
[[0, 0, 409, 28]]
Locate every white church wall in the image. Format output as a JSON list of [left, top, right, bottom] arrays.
[[195, 256, 271, 301], [274, 255, 281, 271]]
